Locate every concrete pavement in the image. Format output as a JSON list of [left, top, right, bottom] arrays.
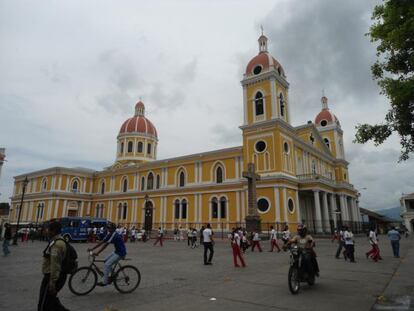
[[0, 235, 412, 311]]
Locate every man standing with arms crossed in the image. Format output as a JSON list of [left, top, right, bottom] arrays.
[[203, 223, 214, 265]]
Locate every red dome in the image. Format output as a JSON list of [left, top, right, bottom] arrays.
[[119, 116, 158, 138], [245, 52, 285, 77], [315, 109, 339, 127]]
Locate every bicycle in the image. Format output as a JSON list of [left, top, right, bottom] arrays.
[[68, 252, 141, 295]]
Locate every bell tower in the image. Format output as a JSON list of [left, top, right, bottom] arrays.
[[241, 33, 290, 126], [240, 34, 293, 176]]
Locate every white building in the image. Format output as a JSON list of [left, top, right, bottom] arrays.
[[400, 192, 414, 232]]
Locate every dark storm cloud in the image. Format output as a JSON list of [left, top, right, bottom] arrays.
[[262, 0, 379, 116]]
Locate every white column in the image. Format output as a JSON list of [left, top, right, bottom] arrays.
[[313, 190, 323, 233], [243, 85, 248, 124], [330, 194, 337, 229], [274, 187, 280, 223], [339, 194, 347, 221], [236, 191, 240, 222], [270, 77, 277, 118], [282, 187, 288, 223], [80, 201, 84, 217], [54, 200, 59, 218], [295, 191, 301, 223], [322, 192, 330, 232], [194, 194, 198, 223], [28, 201, 34, 221]]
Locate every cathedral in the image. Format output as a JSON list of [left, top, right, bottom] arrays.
[[10, 34, 361, 233]]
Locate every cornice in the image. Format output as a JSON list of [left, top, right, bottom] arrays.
[[241, 69, 289, 89]]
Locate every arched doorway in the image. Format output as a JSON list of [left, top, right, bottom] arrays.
[[144, 201, 153, 232]]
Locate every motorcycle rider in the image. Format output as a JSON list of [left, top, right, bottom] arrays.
[[285, 224, 319, 277]]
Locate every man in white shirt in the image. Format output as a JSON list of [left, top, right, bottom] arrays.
[[153, 227, 164, 247], [366, 227, 381, 261], [230, 228, 246, 267], [203, 223, 214, 265], [251, 231, 263, 252], [269, 226, 281, 252], [131, 227, 136, 243], [343, 226, 355, 262]]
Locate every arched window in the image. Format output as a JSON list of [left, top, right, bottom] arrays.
[[123, 203, 127, 220], [37, 203, 45, 220], [174, 199, 180, 219], [41, 178, 47, 192], [147, 173, 154, 190], [121, 142, 124, 154], [323, 138, 330, 149], [128, 141, 133, 153], [220, 197, 227, 219], [311, 160, 316, 174], [255, 92, 264, 116], [141, 176, 145, 191], [216, 166, 223, 184], [95, 204, 104, 218], [279, 93, 285, 117], [72, 179, 79, 192], [117, 203, 123, 219], [137, 141, 143, 153], [147, 143, 152, 155], [122, 178, 128, 193], [156, 175, 160, 189], [100, 181, 105, 194], [211, 197, 218, 219], [181, 199, 187, 219], [179, 171, 185, 187]]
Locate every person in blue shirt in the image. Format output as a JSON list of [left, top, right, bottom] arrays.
[[387, 226, 401, 258], [88, 223, 127, 286]]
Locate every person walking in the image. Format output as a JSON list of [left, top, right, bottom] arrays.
[[335, 227, 345, 259], [203, 223, 214, 265], [2, 223, 12, 256], [251, 231, 263, 252], [130, 226, 136, 243], [191, 228, 198, 248], [38, 221, 70, 311], [281, 225, 291, 247], [366, 227, 381, 262], [269, 226, 281, 252], [187, 228, 193, 247], [230, 228, 246, 267], [343, 226, 355, 263], [153, 227, 164, 246], [200, 226, 205, 244], [387, 226, 401, 258], [241, 230, 249, 253], [173, 228, 179, 241]]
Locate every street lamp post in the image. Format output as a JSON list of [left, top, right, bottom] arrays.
[[13, 176, 29, 245]]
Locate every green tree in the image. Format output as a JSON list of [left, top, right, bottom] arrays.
[[355, 0, 414, 161]]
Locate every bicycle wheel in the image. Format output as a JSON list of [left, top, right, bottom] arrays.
[[113, 265, 141, 294], [69, 267, 97, 296]]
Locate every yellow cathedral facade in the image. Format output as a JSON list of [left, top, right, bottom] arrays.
[[10, 34, 361, 233]]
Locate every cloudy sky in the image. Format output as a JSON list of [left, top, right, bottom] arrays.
[[1, 0, 413, 211]]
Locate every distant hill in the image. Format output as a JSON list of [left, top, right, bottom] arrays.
[[375, 207, 402, 221]]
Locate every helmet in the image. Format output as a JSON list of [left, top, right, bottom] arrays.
[[297, 224, 307, 237]]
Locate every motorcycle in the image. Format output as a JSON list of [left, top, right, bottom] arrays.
[[288, 245, 316, 294]]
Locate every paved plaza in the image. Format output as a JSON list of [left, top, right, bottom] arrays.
[[0, 236, 413, 311]]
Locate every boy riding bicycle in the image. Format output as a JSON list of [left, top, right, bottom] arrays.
[[88, 223, 127, 286]]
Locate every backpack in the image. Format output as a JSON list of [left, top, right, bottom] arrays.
[[58, 239, 78, 274]]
